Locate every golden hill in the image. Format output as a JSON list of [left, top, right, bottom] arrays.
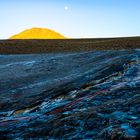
[[9, 27, 66, 39]]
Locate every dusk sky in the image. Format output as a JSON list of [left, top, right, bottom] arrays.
[[0, 0, 140, 39]]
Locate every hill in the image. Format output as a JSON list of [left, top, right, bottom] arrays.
[[9, 27, 66, 39]]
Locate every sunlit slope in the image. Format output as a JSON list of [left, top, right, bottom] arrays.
[[9, 27, 66, 39]]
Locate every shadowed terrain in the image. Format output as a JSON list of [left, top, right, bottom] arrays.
[[0, 50, 140, 139], [0, 37, 140, 54]]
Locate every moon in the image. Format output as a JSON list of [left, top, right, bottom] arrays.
[[64, 6, 68, 11]]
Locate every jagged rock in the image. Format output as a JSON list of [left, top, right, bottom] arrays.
[[0, 50, 140, 139]]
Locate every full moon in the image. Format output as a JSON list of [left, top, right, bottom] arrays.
[[64, 6, 68, 11]]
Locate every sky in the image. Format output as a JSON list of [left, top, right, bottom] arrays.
[[0, 0, 140, 39]]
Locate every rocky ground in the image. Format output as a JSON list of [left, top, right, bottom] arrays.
[[0, 50, 140, 139]]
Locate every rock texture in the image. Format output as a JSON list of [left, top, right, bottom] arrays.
[[0, 50, 140, 139]]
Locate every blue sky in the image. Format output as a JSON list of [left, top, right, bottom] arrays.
[[0, 0, 140, 38]]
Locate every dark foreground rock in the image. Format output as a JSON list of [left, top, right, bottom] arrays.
[[0, 50, 140, 139]]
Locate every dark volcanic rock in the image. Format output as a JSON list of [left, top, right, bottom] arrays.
[[0, 50, 140, 139]]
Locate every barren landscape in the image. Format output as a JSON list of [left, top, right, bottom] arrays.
[[0, 37, 140, 54], [1, 0, 140, 139], [0, 49, 140, 139]]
